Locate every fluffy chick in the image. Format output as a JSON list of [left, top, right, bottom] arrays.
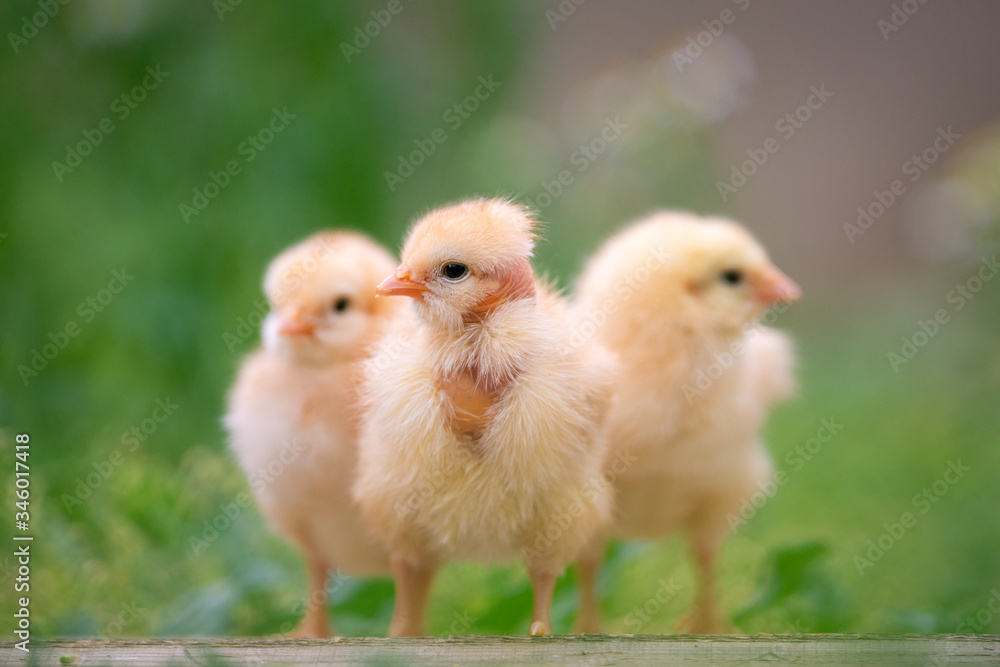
[[353, 198, 615, 637], [573, 211, 800, 634], [225, 231, 402, 638]]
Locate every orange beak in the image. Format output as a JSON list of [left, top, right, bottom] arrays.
[[376, 266, 430, 300], [755, 267, 802, 304], [278, 310, 316, 336]]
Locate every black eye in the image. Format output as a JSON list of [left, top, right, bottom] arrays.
[[721, 269, 744, 286], [442, 263, 468, 281], [332, 297, 350, 313]]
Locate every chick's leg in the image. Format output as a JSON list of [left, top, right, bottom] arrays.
[[388, 554, 436, 637], [680, 537, 732, 634], [293, 555, 331, 638], [574, 544, 604, 634], [527, 568, 558, 636]]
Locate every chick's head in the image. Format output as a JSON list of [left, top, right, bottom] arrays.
[[675, 216, 800, 333], [583, 212, 801, 339], [261, 231, 399, 363], [377, 198, 537, 329]]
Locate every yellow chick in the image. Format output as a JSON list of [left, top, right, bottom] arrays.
[[572, 211, 800, 634], [225, 231, 402, 637], [353, 198, 615, 637]]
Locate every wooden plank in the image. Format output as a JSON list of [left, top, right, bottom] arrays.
[[2, 635, 998, 667]]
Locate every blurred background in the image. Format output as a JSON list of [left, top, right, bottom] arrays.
[[2, 0, 999, 637]]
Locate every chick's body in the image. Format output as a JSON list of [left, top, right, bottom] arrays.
[[227, 350, 386, 575], [225, 231, 401, 637], [358, 286, 610, 565], [574, 212, 800, 633], [354, 198, 614, 636], [604, 328, 790, 542]]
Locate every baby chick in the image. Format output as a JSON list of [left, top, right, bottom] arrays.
[[225, 231, 402, 637], [572, 211, 800, 634], [353, 198, 615, 637]]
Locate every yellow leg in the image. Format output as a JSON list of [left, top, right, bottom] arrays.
[[528, 568, 558, 636], [388, 555, 436, 637], [293, 556, 331, 638], [680, 541, 731, 634], [574, 551, 603, 634]]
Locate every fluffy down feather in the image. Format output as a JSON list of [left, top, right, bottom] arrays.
[[572, 211, 800, 634], [225, 231, 402, 637], [354, 198, 615, 636]]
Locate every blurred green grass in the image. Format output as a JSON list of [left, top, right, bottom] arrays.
[[1, 1, 999, 639]]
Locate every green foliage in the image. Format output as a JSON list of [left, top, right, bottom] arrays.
[[733, 542, 854, 632]]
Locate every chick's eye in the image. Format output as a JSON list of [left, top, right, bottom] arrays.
[[442, 263, 469, 281], [332, 297, 350, 313], [720, 269, 744, 286]]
